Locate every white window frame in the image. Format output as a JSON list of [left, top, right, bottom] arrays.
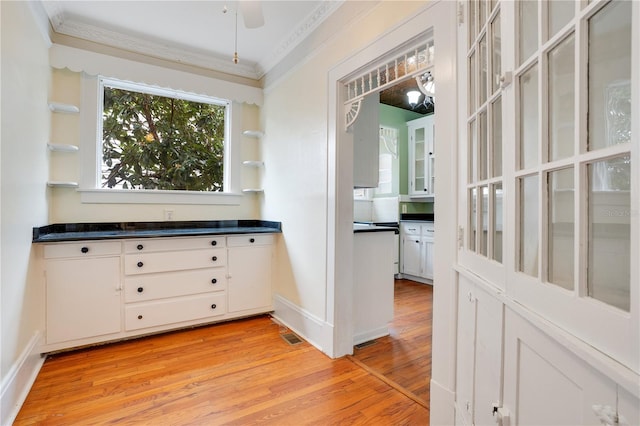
[[79, 74, 243, 205]]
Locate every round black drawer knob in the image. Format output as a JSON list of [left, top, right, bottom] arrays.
[[137, 244, 144, 250], [137, 287, 144, 293], [212, 256, 217, 262], [81, 247, 89, 253], [137, 315, 143, 320], [137, 261, 144, 268], [211, 278, 217, 284], [250, 238, 255, 243], [211, 304, 217, 309], [211, 240, 217, 246]]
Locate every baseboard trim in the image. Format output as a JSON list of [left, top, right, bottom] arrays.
[[1, 331, 45, 425], [353, 326, 389, 346], [429, 378, 456, 426], [271, 294, 333, 356]]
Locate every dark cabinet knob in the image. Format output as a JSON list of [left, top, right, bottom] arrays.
[[137, 315, 143, 320], [137, 287, 144, 293], [211, 240, 217, 246], [137, 244, 144, 250], [212, 256, 217, 262], [211, 304, 217, 309], [137, 261, 144, 268], [415, 240, 420, 243], [81, 247, 89, 253], [250, 238, 255, 243], [211, 278, 217, 284]]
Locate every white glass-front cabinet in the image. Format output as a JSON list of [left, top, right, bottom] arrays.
[[455, 0, 639, 424], [407, 115, 435, 197]]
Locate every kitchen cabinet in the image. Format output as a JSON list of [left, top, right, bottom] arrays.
[[407, 115, 435, 197], [40, 232, 276, 352], [353, 92, 380, 188], [227, 234, 274, 313], [123, 236, 227, 331], [353, 227, 395, 345], [400, 221, 434, 283], [44, 241, 122, 344]]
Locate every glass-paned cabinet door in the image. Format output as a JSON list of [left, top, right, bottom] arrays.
[[508, 0, 637, 371], [463, 0, 504, 275]]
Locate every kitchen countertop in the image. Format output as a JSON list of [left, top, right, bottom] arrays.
[[353, 223, 399, 234], [400, 213, 434, 222], [32, 220, 282, 243]]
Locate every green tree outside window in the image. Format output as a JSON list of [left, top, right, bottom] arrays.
[[102, 86, 226, 191]]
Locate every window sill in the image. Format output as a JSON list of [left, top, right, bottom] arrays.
[[78, 188, 243, 205]]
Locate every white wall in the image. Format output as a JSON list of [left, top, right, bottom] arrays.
[[47, 67, 262, 224], [1, 1, 50, 422], [261, 0, 429, 346]]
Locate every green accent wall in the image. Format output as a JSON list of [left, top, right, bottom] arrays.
[[379, 104, 434, 212]]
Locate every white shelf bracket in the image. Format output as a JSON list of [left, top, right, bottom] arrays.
[[345, 98, 362, 132]]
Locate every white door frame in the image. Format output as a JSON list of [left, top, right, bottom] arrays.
[[326, 1, 458, 421]]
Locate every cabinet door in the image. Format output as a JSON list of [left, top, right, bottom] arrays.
[[228, 245, 272, 312], [409, 124, 427, 195], [46, 257, 121, 344], [402, 237, 422, 277], [353, 92, 380, 188], [422, 239, 434, 280]]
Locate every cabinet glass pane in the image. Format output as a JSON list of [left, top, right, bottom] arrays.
[[588, 0, 632, 151], [469, 50, 477, 113], [479, 0, 486, 28], [548, 34, 575, 162], [469, 119, 477, 183], [469, 0, 477, 46], [491, 13, 502, 94], [519, 175, 539, 277], [549, 0, 574, 39], [479, 34, 488, 105], [470, 187, 477, 252], [548, 168, 574, 290], [519, 1, 538, 65], [479, 110, 488, 180], [480, 185, 488, 256], [588, 156, 630, 311], [520, 64, 539, 169], [492, 183, 503, 263], [491, 97, 502, 177]]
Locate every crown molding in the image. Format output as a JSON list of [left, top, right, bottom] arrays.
[[40, 0, 342, 81], [256, 0, 344, 77]]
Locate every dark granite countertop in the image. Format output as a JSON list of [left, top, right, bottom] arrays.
[[33, 220, 282, 243], [353, 223, 399, 234], [400, 213, 434, 222]]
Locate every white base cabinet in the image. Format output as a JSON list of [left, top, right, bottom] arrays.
[[400, 221, 434, 283], [41, 233, 276, 352], [45, 242, 122, 344]]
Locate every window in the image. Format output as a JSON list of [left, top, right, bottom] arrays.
[[100, 78, 229, 192]]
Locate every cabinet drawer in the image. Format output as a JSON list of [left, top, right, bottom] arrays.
[[44, 241, 122, 259], [124, 236, 225, 253], [124, 268, 226, 302], [227, 234, 275, 247], [125, 293, 226, 331], [401, 223, 422, 236], [125, 248, 226, 275]]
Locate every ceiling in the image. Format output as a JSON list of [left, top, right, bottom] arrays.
[[41, 0, 340, 80], [41, 0, 430, 114], [379, 78, 434, 115]]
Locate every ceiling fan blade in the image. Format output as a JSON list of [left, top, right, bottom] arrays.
[[239, 0, 264, 29]]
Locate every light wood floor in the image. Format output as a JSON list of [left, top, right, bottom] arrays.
[[15, 282, 431, 425], [351, 279, 432, 406]]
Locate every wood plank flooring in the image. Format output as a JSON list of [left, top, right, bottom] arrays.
[[350, 279, 432, 406], [15, 289, 431, 426]]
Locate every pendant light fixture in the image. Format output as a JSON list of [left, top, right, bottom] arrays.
[[222, 4, 239, 64]]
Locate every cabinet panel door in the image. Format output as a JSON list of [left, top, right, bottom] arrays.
[[402, 237, 422, 277], [46, 257, 121, 344], [503, 309, 618, 425], [228, 245, 272, 312], [422, 239, 434, 280]]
